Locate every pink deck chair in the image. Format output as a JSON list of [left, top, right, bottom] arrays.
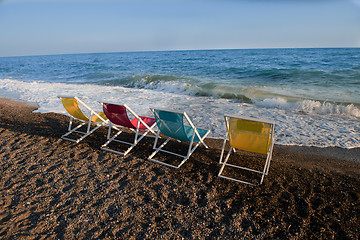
[[100, 102, 157, 156]]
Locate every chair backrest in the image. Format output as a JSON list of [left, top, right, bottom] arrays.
[[102, 103, 134, 128], [227, 117, 273, 155], [61, 97, 89, 121], [153, 109, 191, 142]]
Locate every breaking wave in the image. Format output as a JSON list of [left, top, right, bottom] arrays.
[[255, 98, 360, 118], [98, 74, 360, 118]]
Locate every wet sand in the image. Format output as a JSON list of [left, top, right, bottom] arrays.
[[0, 98, 359, 239]]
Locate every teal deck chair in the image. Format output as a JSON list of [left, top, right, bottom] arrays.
[[148, 109, 211, 168]]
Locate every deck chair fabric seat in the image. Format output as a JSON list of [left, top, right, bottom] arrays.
[[148, 109, 211, 168], [59, 96, 108, 143], [100, 103, 156, 156], [184, 126, 209, 142], [218, 115, 275, 186], [131, 117, 156, 131]]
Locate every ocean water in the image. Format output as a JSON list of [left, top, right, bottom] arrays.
[[0, 48, 359, 148]]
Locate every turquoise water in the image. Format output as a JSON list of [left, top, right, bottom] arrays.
[[0, 48, 359, 148]]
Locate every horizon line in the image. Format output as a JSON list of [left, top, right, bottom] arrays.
[[1, 46, 359, 58]]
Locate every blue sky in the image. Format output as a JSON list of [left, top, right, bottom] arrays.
[[0, 0, 359, 57]]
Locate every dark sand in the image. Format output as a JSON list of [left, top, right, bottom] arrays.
[[0, 98, 359, 239]]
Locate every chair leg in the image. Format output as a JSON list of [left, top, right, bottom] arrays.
[[148, 137, 206, 169], [102, 126, 126, 148], [149, 135, 198, 168], [62, 121, 87, 137], [68, 117, 73, 131], [218, 147, 232, 177], [101, 126, 128, 155], [219, 133, 228, 164], [106, 122, 112, 139], [61, 118, 92, 142], [101, 123, 156, 157], [260, 153, 272, 184], [183, 136, 205, 162], [86, 115, 92, 133], [122, 128, 147, 156], [148, 128, 211, 168], [218, 152, 258, 186], [75, 124, 103, 143], [62, 122, 104, 143], [218, 146, 272, 186], [148, 137, 171, 160]]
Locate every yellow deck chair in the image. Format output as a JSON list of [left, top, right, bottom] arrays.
[[218, 115, 275, 185], [59, 96, 108, 143]]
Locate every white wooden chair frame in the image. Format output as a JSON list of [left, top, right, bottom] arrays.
[[100, 103, 157, 157], [218, 115, 275, 186], [59, 96, 108, 143], [148, 109, 210, 169]]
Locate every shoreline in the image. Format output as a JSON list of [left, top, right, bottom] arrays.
[[0, 97, 359, 239], [3, 97, 360, 163], [2, 75, 359, 149]]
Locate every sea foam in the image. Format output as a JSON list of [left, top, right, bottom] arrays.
[[1, 78, 359, 149], [255, 97, 360, 118]]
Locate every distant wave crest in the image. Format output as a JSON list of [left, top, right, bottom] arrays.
[[100, 74, 254, 102], [255, 98, 360, 118]]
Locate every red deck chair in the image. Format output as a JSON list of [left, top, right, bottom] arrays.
[[100, 102, 157, 156]]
